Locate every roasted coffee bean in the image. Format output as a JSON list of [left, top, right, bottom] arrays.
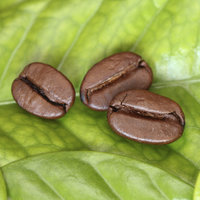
[[80, 52, 153, 111], [107, 90, 185, 145], [12, 62, 75, 119]]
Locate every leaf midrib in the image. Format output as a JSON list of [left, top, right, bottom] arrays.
[[1, 150, 195, 189], [1, 77, 200, 105], [152, 78, 200, 88]]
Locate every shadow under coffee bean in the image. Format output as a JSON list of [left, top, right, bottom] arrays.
[[107, 90, 185, 145], [80, 52, 153, 111], [12, 62, 75, 119]]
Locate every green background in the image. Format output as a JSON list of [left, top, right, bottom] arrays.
[[0, 0, 200, 199]]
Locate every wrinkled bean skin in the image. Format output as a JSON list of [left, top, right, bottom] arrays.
[[12, 62, 75, 119], [107, 90, 185, 145], [80, 52, 153, 111]]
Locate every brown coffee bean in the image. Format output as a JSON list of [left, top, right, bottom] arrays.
[[80, 52, 153, 111], [12, 62, 75, 119], [107, 90, 185, 145]]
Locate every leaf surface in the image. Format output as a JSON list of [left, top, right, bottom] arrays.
[[194, 173, 200, 200], [0, 169, 7, 200], [2, 151, 193, 200], [0, 0, 200, 199]]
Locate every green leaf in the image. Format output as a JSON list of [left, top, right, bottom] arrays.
[[0, 102, 89, 167], [0, 169, 7, 200], [2, 151, 193, 200], [0, 0, 200, 199], [0, 0, 24, 11], [194, 172, 200, 200]]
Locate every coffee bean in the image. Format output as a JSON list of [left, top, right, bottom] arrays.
[[80, 52, 153, 111], [107, 90, 185, 144], [12, 62, 75, 119]]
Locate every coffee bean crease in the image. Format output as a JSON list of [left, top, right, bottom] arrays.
[[107, 90, 185, 144], [80, 52, 153, 111], [109, 103, 184, 126], [86, 59, 149, 102], [20, 76, 67, 112]]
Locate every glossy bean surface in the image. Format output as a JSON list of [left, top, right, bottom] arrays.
[[107, 90, 185, 144], [12, 62, 75, 119], [80, 52, 153, 111]]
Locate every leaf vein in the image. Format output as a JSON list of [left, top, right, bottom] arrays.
[[0, 128, 29, 156], [183, 85, 200, 105], [57, 122, 91, 151], [142, 169, 171, 200], [123, 139, 196, 187], [130, 0, 170, 52], [88, 164, 123, 200], [25, 168, 65, 200], [0, 0, 52, 87], [57, 0, 104, 70]]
